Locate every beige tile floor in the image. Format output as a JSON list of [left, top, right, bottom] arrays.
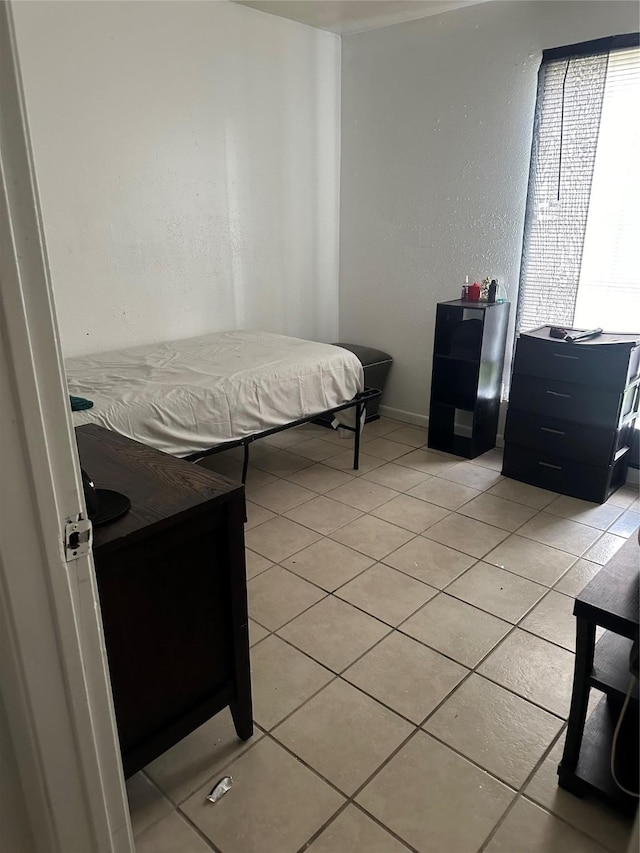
[[128, 418, 639, 853]]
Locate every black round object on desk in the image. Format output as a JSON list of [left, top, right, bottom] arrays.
[[92, 489, 131, 526], [82, 467, 131, 526]]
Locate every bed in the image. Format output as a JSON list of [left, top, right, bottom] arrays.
[[67, 329, 379, 479]]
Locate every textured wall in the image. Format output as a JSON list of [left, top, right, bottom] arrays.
[[14, 1, 340, 357], [339, 1, 639, 422]]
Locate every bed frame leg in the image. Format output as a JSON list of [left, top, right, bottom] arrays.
[[241, 443, 250, 485], [353, 401, 364, 471]]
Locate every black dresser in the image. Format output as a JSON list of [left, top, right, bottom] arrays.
[[503, 326, 640, 503]]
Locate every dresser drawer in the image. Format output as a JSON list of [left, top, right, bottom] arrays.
[[504, 410, 618, 465], [514, 337, 640, 389], [509, 375, 635, 430], [502, 444, 629, 504]]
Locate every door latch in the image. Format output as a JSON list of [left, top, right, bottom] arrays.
[[64, 518, 92, 561]]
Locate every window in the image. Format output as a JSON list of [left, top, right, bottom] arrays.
[[516, 34, 640, 337]]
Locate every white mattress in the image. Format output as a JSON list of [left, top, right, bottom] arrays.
[[68, 329, 364, 457]]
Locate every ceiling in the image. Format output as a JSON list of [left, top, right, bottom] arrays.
[[233, 1, 487, 35]]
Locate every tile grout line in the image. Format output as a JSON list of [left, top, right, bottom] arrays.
[[163, 626, 511, 842], [263, 594, 561, 848], [143, 637, 566, 853], [247, 449, 582, 708], [473, 719, 621, 853], [247, 443, 613, 572], [178, 431, 633, 852], [416, 500, 598, 626], [250, 497, 576, 722], [175, 809, 224, 853], [272, 611, 569, 728], [293, 798, 422, 853], [268, 726, 424, 853]]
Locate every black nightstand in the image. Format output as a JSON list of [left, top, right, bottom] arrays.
[[558, 535, 639, 813]]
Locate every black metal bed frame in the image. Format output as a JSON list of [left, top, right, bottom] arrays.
[[185, 387, 381, 484]]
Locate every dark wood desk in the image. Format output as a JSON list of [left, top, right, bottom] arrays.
[[76, 425, 253, 778], [559, 534, 639, 813]]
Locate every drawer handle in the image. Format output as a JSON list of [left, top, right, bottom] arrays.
[[539, 461, 563, 471], [553, 353, 580, 360], [540, 427, 565, 436], [546, 390, 571, 398]]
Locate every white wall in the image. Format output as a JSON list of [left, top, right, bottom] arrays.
[[340, 1, 639, 423], [13, 1, 340, 357]]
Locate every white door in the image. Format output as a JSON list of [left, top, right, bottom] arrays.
[[0, 2, 133, 850]]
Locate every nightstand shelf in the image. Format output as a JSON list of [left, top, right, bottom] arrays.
[[568, 696, 639, 812], [591, 632, 639, 701], [433, 354, 480, 365]]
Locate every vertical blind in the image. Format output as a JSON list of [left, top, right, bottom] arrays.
[[516, 34, 640, 336]]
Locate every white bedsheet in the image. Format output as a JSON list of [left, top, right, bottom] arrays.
[[68, 329, 364, 457]]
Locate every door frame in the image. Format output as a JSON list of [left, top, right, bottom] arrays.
[[0, 2, 133, 850]]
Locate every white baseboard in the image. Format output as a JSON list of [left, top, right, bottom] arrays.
[[379, 405, 428, 428], [379, 405, 482, 441]]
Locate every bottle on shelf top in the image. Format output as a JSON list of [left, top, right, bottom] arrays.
[[467, 281, 481, 302]]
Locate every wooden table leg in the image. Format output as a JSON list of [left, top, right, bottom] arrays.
[[558, 617, 596, 783], [228, 496, 254, 742]]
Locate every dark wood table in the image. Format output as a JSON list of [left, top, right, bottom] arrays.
[[558, 534, 639, 813], [76, 424, 253, 777]]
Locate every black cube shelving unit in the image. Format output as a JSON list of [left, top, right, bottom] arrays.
[[428, 300, 510, 459]]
